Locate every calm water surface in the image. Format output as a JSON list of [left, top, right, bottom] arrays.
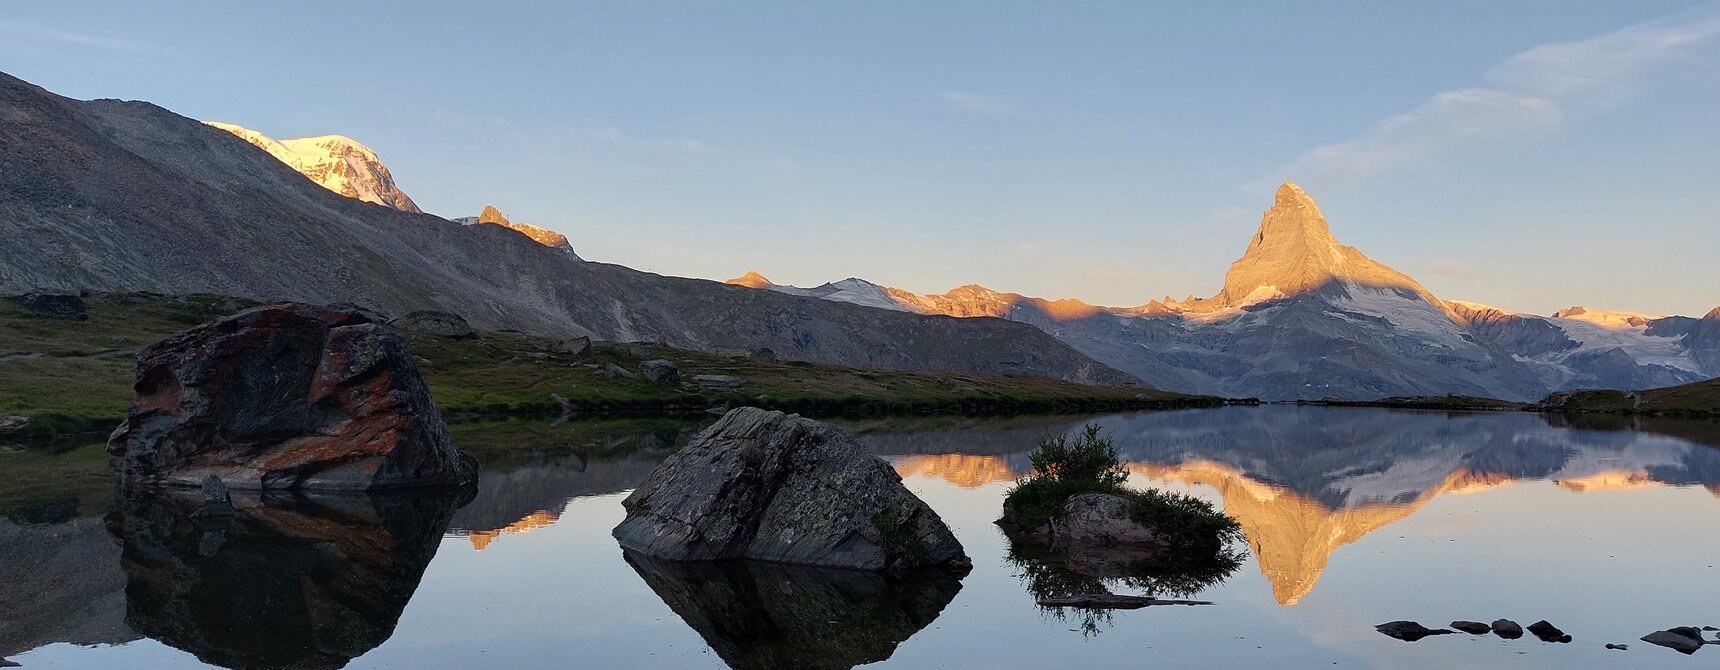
[[4, 407, 1720, 669]]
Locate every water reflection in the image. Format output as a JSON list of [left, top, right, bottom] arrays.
[[107, 487, 466, 670], [870, 407, 1720, 606], [1004, 534, 1242, 636], [623, 552, 964, 670]]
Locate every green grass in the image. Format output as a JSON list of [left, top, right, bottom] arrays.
[[1534, 377, 1720, 418], [0, 293, 1222, 439]]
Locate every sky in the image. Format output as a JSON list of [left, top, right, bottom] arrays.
[[3, 1, 1717, 316]]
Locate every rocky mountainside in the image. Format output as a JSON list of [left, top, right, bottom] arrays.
[[204, 121, 421, 213], [0, 71, 1132, 386], [452, 205, 582, 260], [739, 184, 1717, 400]]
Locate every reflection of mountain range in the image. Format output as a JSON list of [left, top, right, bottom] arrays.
[[448, 454, 663, 550], [0, 516, 138, 658], [871, 407, 1720, 605]]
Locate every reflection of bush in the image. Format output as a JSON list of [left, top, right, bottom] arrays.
[[1005, 534, 1242, 636]]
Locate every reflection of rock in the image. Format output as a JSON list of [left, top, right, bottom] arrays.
[[1002, 532, 1239, 636], [0, 517, 138, 658], [616, 408, 969, 570], [108, 304, 477, 490], [109, 487, 463, 669], [623, 551, 962, 670]]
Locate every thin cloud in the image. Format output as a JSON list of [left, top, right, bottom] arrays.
[[939, 91, 1015, 116], [0, 19, 139, 51], [1274, 10, 1720, 189]]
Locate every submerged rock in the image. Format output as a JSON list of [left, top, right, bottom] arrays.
[[1492, 618, 1524, 639], [1376, 621, 1454, 642], [1451, 620, 1492, 635], [1641, 628, 1704, 654], [388, 310, 473, 338], [613, 407, 969, 571], [15, 291, 87, 320], [107, 304, 477, 491], [624, 551, 961, 670]]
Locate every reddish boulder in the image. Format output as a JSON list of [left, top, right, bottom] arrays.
[[108, 304, 476, 490]]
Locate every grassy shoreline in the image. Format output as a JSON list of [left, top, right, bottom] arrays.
[[0, 293, 1223, 440]]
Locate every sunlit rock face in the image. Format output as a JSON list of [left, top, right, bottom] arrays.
[[623, 551, 963, 670], [205, 122, 421, 213], [108, 487, 464, 670], [453, 205, 582, 260]]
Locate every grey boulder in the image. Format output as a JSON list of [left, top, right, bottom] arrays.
[[388, 310, 474, 338], [641, 359, 680, 385], [1641, 629, 1704, 654], [1492, 619, 1524, 639], [1375, 621, 1453, 642], [613, 407, 969, 571], [1451, 621, 1492, 635], [1013, 493, 1170, 549], [16, 291, 87, 320], [690, 374, 745, 391]]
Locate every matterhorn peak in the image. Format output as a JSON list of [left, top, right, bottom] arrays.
[[1184, 183, 1442, 313], [204, 121, 421, 213], [727, 271, 776, 289]]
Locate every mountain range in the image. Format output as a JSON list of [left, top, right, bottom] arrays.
[[0, 70, 1128, 386], [3, 68, 1712, 400], [733, 185, 1719, 400]]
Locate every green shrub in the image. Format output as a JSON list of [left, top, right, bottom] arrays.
[[1000, 424, 1242, 548]]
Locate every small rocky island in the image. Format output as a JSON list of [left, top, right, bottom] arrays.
[[613, 407, 970, 571], [107, 304, 478, 491]]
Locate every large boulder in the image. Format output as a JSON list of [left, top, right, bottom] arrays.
[[387, 310, 473, 338], [640, 359, 680, 385], [107, 304, 477, 491], [1017, 493, 1172, 549], [613, 407, 969, 571]]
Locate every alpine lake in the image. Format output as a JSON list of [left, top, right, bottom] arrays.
[[5, 405, 1719, 669]]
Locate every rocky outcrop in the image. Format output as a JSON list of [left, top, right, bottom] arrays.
[[14, 291, 86, 320], [613, 408, 969, 571], [107, 304, 477, 491], [1008, 493, 1171, 549], [388, 310, 474, 338]]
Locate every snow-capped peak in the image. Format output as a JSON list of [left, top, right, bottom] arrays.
[[205, 121, 422, 213], [1550, 306, 1659, 329]]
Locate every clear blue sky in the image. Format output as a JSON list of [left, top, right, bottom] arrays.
[[4, 1, 1717, 315]]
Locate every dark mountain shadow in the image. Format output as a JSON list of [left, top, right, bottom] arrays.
[[107, 486, 468, 670], [623, 551, 963, 670]]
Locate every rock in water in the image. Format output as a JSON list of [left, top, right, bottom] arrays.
[[16, 291, 87, 320], [1375, 621, 1454, 642], [1013, 493, 1172, 549], [1641, 629, 1704, 654], [107, 304, 477, 490], [613, 407, 969, 571], [1492, 619, 1525, 639], [1451, 621, 1492, 635], [640, 359, 680, 385], [388, 310, 474, 338], [1528, 620, 1571, 643]]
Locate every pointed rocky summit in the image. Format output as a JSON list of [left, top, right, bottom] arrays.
[[726, 271, 777, 289]]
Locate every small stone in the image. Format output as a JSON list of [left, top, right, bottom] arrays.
[[1492, 619, 1524, 639], [1375, 621, 1454, 642], [1605, 643, 1628, 651], [1, 656, 20, 667], [641, 359, 680, 385], [1528, 620, 1569, 643], [1451, 621, 1491, 635], [1641, 629, 1703, 654], [690, 374, 745, 391]]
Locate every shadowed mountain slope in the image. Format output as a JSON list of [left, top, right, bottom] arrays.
[[0, 71, 1132, 386]]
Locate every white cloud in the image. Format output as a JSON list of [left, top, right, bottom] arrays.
[[1275, 10, 1720, 188], [0, 19, 138, 51], [939, 91, 1015, 116]]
